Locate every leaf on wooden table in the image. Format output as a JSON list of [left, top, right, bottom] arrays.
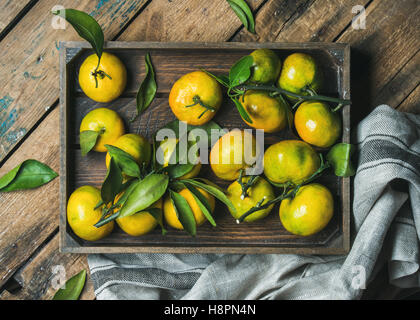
[[229, 0, 255, 33], [52, 9, 104, 61], [132, 53, 157, 121], [80, 130, 100, 156], [52, 270, 86, 300], [0, 159, 58, 192]]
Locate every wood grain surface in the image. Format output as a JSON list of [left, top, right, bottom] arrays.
[[0, 0, 418, 300]]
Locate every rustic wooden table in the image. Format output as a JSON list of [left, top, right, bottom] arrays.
[[0, 0, 418, 300]]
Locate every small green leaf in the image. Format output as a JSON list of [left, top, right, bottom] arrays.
[[52, 270, 86, 300], [169, 190, 196, 236], [229, 0, 255, 33], [119, 174, 169, 218], [184, 183, 216, 227], [326, 143, 356, 177], [105, 144, 141, 178], [164, 164, 195, 179], [133, 53, 157, 121], [52, 9, 104, 61], [232, 97, 252, 123], [0, 160, 58, 192], [146, 207, 167, 235], [181, 179, 236, 214], [101, 157, 123, 205], [80, 130, 100, 156], [229, 55, 253, 87], [227, 1, 249, 31]]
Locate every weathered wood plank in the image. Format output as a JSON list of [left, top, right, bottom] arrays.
[[233, 0, 371, 42], [0, 0, 149, 161], [398, 85, 420, 114], [0, 108, 59, 288], [1, 234, 94, 300], [372, 50, 420, 109], [118, 0, 263, 41], [336, 0, 420, 121], [0, 0, 33, 35]]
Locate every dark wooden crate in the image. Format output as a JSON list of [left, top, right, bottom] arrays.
[[59, 42, 350, 254]]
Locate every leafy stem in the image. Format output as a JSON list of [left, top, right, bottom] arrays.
[[236, 154, 330, 223], [234, 84, 351, 106]]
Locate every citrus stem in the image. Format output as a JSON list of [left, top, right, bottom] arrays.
[[185, 95, 216, 119], [94, 210, 120, 228], [235, 84, 351, 106], [237, 170, 258, 200], [236, 154, 330, 223], [91, 55, 112, 89], [332, 103, 344, 112]]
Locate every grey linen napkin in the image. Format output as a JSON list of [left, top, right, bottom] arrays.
[[88, 105, 420, 300]]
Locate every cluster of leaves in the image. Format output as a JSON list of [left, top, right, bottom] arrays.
[[94, 120, 236, 236]]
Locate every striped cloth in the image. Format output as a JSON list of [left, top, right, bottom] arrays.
[[88, 105, 420, 299]]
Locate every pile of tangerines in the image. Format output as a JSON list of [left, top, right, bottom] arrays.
[[68, 48, 346, 242]]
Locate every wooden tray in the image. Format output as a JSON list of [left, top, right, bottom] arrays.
[[59, 42, 350, 254]]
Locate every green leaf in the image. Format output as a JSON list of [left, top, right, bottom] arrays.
[[201, 69, 230, 88], [52, 270, 86, 300], [133, 53, 157, 121], [181, 179, 236, 214], [326, 143, 356, 177], [52, 9, 104, 61], [229, 0, 255, 33], [229, 55, 253, 87], [80, 130, 100, 156], [0, 159, 58, 192], [184, 183, 216, 227], [227, 0, 249, 31], [169, 190, 196, 236], [119, 174, 169, 218], [232, 97, 252, 123], [101, 157, 123, 205], [164, 164, 195, 179], [105, 144, 141, 178], [115, 179, 140, 207], [146, 208, 167, 235]]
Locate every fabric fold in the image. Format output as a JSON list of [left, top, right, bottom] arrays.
[[88, 105, 420, 300]]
